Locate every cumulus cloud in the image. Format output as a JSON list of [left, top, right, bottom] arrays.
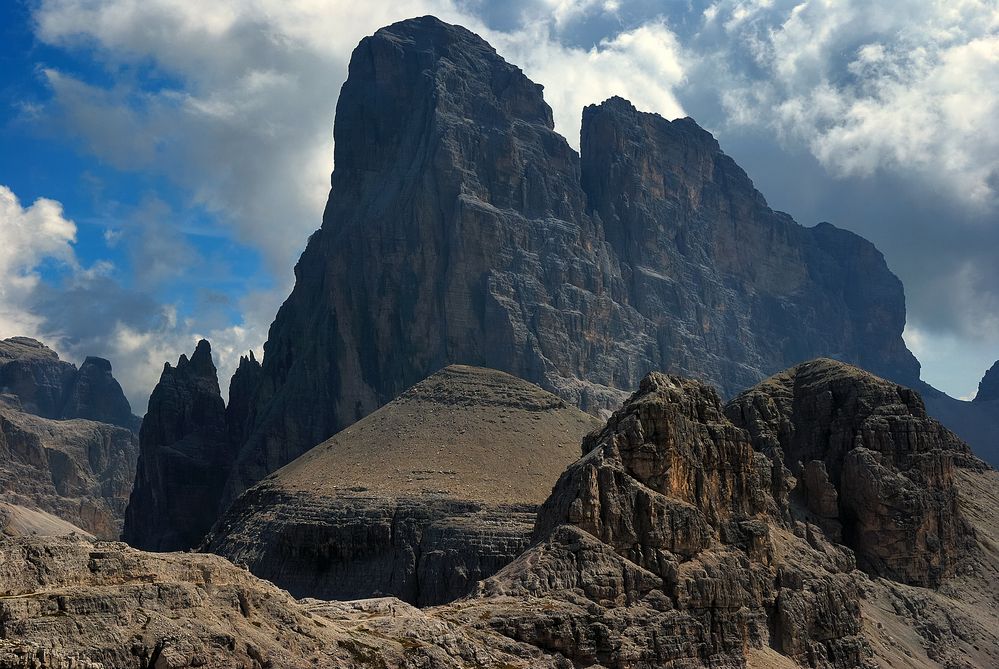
[[699, 0, 999, 208], [0, 183, 269, 412], [0, 185, 78, 338]]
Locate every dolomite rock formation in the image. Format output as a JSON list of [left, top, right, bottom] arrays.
[[443, 362, 995, 668], [122, 341, 230, 551], [0, 535, 560, 669], [724, 358, 981, 587], [208, 365, 601, 606], [212, 15, 921, 511], [0, 337, 138, 430]]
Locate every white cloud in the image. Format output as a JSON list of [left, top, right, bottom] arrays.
[[703, 0, 999, 208], [0, 183, 271, 413], [493, 21, 686, 144], [0, 185, 78, 338]]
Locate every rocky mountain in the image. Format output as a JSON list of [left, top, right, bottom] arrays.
[[976, 361, 999, 403], [207, 365, 600, 605], [0, 337, 138, 430], [7, 361, 997, 668], [122, 341, 232, 551], [0, 336, 139, 539], [444, 360, 995, 668], [163, 15, 918, 531], [920, 377, 999, 466]]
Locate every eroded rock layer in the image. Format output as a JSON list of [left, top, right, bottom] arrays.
[[3, 362, 998, 669], [0, 337, 137, 430], [441, 361, 994, 668], [208, 365, 600, 606], [0, 406, 136, 539], [724, 358, 980, 587]]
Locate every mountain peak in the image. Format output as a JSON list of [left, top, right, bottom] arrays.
[[976, 360, 999, 402]]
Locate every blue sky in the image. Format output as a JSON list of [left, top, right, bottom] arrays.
[[1, 0, 997, 410]]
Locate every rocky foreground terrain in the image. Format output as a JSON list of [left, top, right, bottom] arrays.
[[0, 338, 139, 539], [5, 359, 994, 668]]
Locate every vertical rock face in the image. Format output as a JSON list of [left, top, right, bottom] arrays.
[[62, 356, 139, 430], [0, 337, 76, 419], [581, 98, 920, 390], [0, 406, 137, 539], [217, 16, 920, 509], [122, 340, 229, 550], [975, 361, 999, 403], [0, 337, 138, 430], [724, 358, 979, 586]]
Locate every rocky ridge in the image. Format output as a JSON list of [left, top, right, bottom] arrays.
[[207, 365, 601, 606], [442, 360, 994, 668], [976, 361, 999, 403], [0, 337, 139, 539]]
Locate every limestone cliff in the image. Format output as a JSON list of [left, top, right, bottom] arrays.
[[976, 361, 999, 403], [0, 337, 138, 430], [0, 405, 137, 539], [0, 337, 139, 539]]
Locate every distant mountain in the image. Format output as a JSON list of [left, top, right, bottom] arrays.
[[0, 336, 139, 538], [218, 16, 917, 517], [976, 361, 999, 402], [0, 336, 139, 430], [917, 362, 999, 465]]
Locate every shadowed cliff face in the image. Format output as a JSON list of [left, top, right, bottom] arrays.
[[976, 361, 999, 402], [210, 15, 919, 510], [122, 341, 231, 550]]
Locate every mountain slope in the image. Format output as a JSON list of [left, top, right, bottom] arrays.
[[207, 365, 601, 605]]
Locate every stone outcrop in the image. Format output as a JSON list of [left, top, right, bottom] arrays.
[[448, 370, 869, 668], [975, 361, 999, 403], [724, 358, 981, 587], [0, 404, 137, 539], [0, 337, 138, 430], [207, 365, 600, 606], [122, 341, 230, 551]]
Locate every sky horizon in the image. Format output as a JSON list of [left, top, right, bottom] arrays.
[[1, 0, 997, 411]]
